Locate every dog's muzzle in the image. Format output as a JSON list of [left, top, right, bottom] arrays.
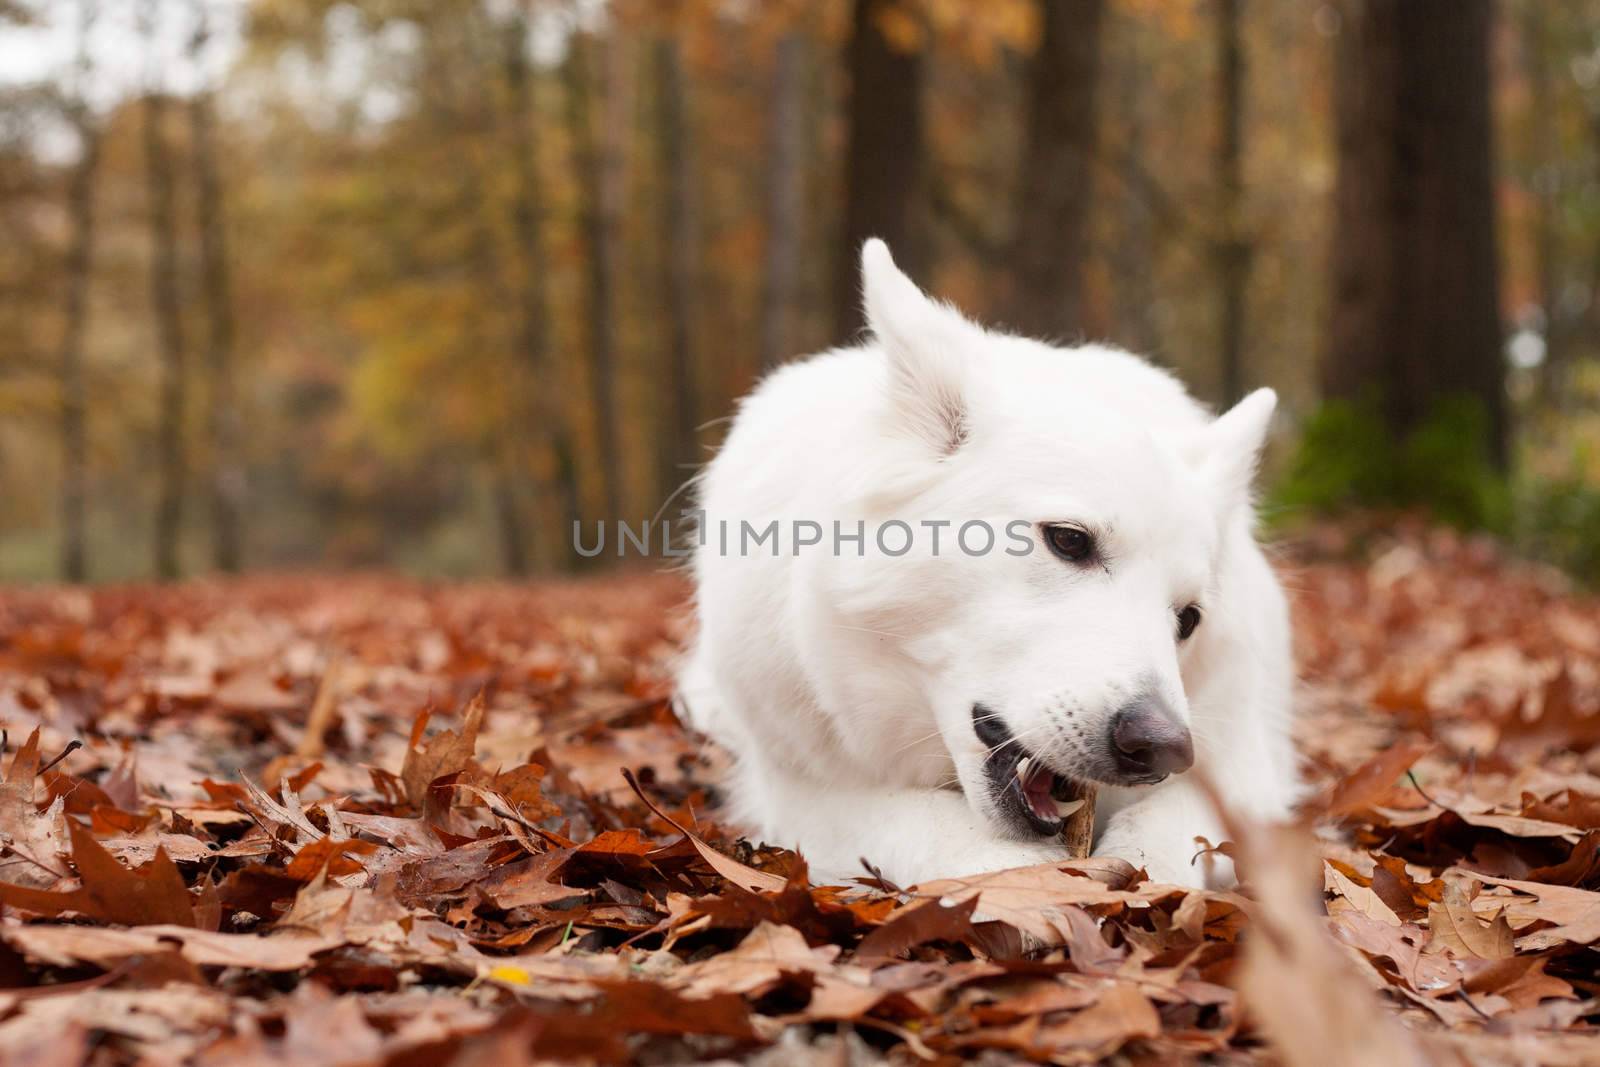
[[972, 693, 1195, 829], [1109, 697, 1194, 784], [972, 704, 1085, 836]]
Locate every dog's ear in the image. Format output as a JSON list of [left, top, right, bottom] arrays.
[[861, 239, 972, 456], [1194, 388, 1277, 508]]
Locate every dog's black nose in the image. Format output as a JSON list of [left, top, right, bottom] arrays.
[[972, 704, 1011, 750], [1111, 702, 1194, 780]]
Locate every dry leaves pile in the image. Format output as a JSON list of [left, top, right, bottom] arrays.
[[1, 526, 1598, 1065]]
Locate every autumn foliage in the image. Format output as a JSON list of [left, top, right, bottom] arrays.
[[1, 527, 1599, 1063]]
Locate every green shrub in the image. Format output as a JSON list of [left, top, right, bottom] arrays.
[[1271, 395, 1509, 532], [1515, 467, 1600, 584]]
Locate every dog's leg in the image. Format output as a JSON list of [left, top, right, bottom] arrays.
[[753, 771, 1067, 887], [1092, 776, 1232, 888]]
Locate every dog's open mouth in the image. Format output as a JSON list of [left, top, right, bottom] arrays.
[[972, 705, 1089, 837]]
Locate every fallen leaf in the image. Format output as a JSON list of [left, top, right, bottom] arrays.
[[914, 862, 1182, 946], [623, 768, 786, 893], [1427, 881, 1513, 960], [1320, 739, 1432, 818], [1467, 874, 1600, 948], [1525, 830, 1600, 887], [1237, 826, 1432, 1067], [2, 922, 342, 971], [1497, 668, 1600, 757], [1326, 862, 1401, 924], [0, 730, 70, 889], [0, 820, 196, 927], [1035, 982, 1161, 1055], [216, 671, 303, 713], [855, 895, 979, 958], [401, 698, 486, 809], [284, 837, 381, 881]]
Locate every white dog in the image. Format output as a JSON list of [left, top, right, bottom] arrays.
[[678, 240, 1298, 888]]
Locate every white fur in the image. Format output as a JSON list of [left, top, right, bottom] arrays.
[[678, 241, 1298, 888]]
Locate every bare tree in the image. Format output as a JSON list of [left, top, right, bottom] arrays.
[[1520, 1, 1565, 408], [1324, 0, 1507, 465], [1009, 0, 1104, 340], [759, 32, 806, 371], [1213, 0, 1252, 404], [834, 0, 924, 343], [57, 0, 99, 583], [504, 2, 578, 568], [428, 12, 529, 576], [142, 1, 188, 579], [653, 33, 699, 503], [490, 451, 528, 577], [1106, 30, 1160, 357], [188, 2, 242, 572], [564, 32, 626, 524]]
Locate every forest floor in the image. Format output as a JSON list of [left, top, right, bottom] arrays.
[[1, 522, 1599, 1065]]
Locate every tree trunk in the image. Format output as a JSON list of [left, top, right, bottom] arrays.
[[759, 32, 806, 371], [142, 5, 188, 580], [188, 4, 242, 572], [833, 0, 924, 343], [1324, 0, 1507, 466], [1587, 111, 1600, 389], [1521, 1, 1564, 408], [491, 452, 528, 578], [57, 0, 99, 584], [504, 5, 578, 569], [1009, 0, 1104, 341], [653, 35, 699, 505], [1109, 39, 1160, 356], [1213, 0, 1251, 405], [564, 33, 627, 524], [434, 15, 528, 577]]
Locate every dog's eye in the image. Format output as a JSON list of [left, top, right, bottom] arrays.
[[1043, 524, 1094, 563], [1177, 604, 1202, 641]]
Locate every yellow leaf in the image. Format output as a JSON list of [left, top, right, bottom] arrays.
[[487, 964, 532, 986]]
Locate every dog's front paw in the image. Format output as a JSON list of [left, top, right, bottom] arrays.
[[1092, 832, 1211, 888], [913, 839, 1068, 884], [993, 839, 1075, 871]]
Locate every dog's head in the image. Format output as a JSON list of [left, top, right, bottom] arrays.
[[846, 240, 1276, 839]]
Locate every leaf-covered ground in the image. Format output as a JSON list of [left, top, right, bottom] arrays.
[[1, 524, 1598, 1065]]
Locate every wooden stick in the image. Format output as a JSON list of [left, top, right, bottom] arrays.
[[295, 652, 345, 760], [1061, 780, 1097, 859]]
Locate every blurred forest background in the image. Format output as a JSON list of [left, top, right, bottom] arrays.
[[1, 0, 1599, 581]]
